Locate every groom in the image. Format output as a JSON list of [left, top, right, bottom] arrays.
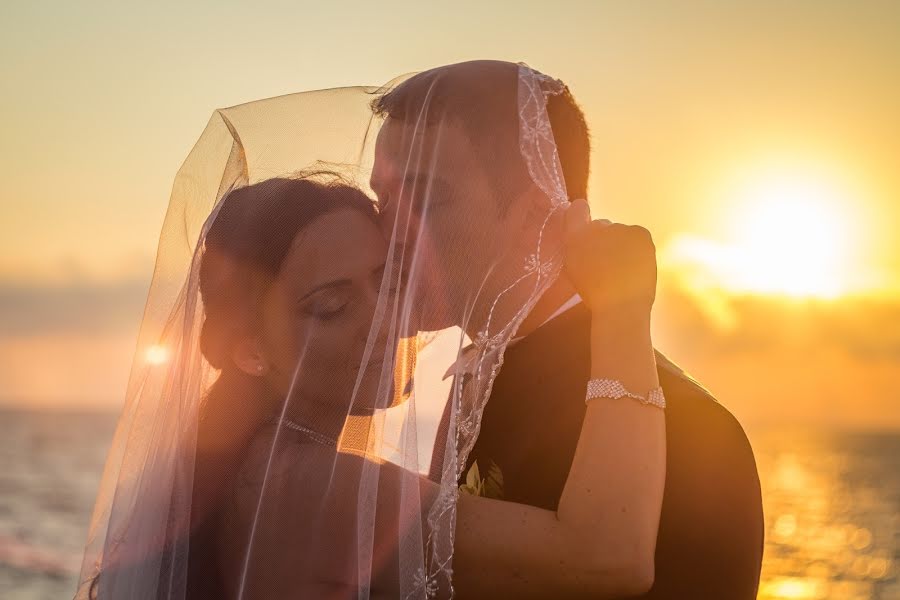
[[371, 60, 763, 599]]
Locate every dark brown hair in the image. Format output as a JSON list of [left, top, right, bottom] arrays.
[[372, 60, 590, 200]]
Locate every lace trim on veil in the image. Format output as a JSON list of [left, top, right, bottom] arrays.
[[416, 63, 570, 599]]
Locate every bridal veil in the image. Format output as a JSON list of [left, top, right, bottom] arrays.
[[77, 61, 574, 599]]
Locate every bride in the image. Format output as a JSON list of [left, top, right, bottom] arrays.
[[76, 65, 665, 599]]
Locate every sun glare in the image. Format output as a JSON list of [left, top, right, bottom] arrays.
[[666, 166, 861, 299], [145, 345, 170, 365], [726, 175, 850, 298]]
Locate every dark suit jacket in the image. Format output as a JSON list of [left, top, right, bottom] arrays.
[[431, 302, 764, 599]]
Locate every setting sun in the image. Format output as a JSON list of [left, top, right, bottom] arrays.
[[726, 174, 852, 298], [665, 166, 863, 300]]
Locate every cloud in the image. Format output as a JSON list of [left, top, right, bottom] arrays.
[[652, 278, 900, 429], [1, 270, 898, 427], [0, 280, 148, 337], [655, 279, 900, 360]]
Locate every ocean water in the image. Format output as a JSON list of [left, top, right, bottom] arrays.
[[1, 409, 898, 599], [1, 410, 118, 599], [753, 429, 900, 599]]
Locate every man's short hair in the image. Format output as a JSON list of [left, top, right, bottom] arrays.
[[372, 60, 590, 200]]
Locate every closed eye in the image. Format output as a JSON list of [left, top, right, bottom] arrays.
[[301, 295, 350, 320]]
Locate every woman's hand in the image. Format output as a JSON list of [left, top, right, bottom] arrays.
[[563, 198, 657, 318]]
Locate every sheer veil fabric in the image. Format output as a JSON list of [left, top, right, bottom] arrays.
[[77, 61, 572, 599]]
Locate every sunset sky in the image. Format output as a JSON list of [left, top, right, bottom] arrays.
[[1, 1, 898, 429]]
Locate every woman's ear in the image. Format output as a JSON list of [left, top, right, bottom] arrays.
[[231, 336, 269, 377]]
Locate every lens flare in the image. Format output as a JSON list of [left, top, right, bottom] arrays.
[[145, 345, 169, 365]]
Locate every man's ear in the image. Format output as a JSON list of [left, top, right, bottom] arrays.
[[231, 336, 268, 377]]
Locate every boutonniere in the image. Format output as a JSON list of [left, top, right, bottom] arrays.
[[459, 460, 504, 500]]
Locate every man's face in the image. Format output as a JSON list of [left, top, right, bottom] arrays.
[[370, 117, 507, 329]]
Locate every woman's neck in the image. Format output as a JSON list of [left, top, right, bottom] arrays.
[[281, 396, 346, 444]]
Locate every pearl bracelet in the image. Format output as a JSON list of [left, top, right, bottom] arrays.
[[585, 378, 666, 409]]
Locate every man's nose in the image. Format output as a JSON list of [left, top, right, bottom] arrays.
[[380, 208, 409, 246]]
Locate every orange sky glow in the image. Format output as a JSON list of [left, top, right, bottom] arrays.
[[1, 1, 898, 430]]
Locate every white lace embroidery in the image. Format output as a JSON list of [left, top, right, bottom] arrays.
[[411, 567, 440, 599], [421, 64, 570, 598], [517, 64, 568, 207]]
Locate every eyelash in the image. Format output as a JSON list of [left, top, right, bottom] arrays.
[[317, 305, 348, 320], [302, 300, 349, 321], [302, 273, 404, 322]]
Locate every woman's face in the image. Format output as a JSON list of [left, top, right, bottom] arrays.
[[257, 208, 397, 417]]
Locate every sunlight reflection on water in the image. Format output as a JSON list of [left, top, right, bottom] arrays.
[[753, 429, 900, 599], [0, 411, 898, 598]]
